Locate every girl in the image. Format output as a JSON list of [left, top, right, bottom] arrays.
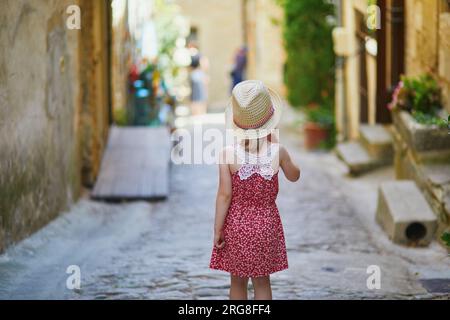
[[210, 80, 300, 300]]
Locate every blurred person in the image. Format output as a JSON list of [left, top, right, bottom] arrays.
[[210, 80, 300, 300], [189, 54, 208, 115], [230, 46, 247, 91]]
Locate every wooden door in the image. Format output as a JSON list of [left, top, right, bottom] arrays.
[[356, 9, 369, 123], [376, 0, 405, 123]]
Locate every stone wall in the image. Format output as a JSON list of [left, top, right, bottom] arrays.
[[0, 0, 110, 251], [396, 0, 450, 242], [438, 12, 450, 113], [405, 0, 450, 112], [245, 0, 285, 95], [111, 0, 131, 116], [77, 0, 111, 186], [392, 111, 450, 242], [404, 0, 439, 76], [176, 0, 244, 107]]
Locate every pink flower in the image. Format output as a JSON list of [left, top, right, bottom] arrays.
[[388, 81, 404, 110], [387, 102, 394, 111]]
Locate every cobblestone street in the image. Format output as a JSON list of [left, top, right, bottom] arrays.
[[0, 114, 449, 300]]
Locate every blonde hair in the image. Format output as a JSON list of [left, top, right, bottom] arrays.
[[243, 136, 269, 153]]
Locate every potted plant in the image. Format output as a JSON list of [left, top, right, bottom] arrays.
[[304, 104, 335, 150], [388, 74, 450, 152]]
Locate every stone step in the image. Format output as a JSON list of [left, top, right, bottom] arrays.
[[335, 141, 378, 175], [359, 124, 394, 161], [376, 181, 437, 246]]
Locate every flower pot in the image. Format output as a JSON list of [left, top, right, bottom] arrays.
[[392, 110, 450, 153], [304, 122, 328, 150]]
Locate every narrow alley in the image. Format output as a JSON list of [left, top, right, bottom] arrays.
[[0, 114, 448, 300]]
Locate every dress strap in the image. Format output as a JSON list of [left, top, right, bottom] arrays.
[[269, 143, 280, 159]]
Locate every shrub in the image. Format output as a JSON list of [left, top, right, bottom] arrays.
[[388, 74, 448, 128], [441, 231, 450, 248], [277, 0, 335, 108]]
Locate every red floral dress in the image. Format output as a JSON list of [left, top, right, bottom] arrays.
[[210, 143, 288, 278]]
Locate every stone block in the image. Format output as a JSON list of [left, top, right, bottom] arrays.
[[359, 124, 394, 161], [445, 196, 450, 216], [392, 111, 450, 152], [392, 123, 450, 164], [335, 141, 377, 175], [376, 181, 437, 246], [421, 164, 450, 202], [392, 136, 450, 224], [391, 127, 411, 180]]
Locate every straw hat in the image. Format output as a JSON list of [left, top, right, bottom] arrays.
[[225, 80, 283, 139]]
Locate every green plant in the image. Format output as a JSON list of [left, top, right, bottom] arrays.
[[389, 74, 448, 128], [306, 106, 334, 128], [441, 231, 450, 247], [411, 110, 448, 128], [276, 0, 335, 107], [154, 0, 188, 83], [403, 74, 442, 113]]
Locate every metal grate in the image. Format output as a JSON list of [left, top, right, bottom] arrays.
[[420, 279, 450, 294]]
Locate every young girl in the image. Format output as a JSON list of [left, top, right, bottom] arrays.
[[210, 80, 300, 300]]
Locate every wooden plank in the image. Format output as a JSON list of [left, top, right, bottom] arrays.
[[91, 126, 171, 201]]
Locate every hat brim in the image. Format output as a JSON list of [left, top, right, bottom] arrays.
[[225, 86, 283, 140]]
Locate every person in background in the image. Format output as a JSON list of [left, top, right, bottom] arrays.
[[190, 54, 208, 115], [230, 46, 248, 91]]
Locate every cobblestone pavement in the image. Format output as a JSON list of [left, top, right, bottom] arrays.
[[0, 113, 449, 299]]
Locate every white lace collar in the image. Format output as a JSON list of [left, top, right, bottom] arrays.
[[235, 143, 279, 180]]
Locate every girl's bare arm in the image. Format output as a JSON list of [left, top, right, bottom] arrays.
[[213, 149, 233, 248], [279, 145, 300, 182]]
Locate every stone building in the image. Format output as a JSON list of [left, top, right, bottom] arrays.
[[111, 0, 132, 117], [334, 0, 450, 143], [333, 0, 450, 243], [0, 0, 283, 252], [0, 0, 114, 251], [176, 0, 285, 107], [394, 0, 450, 242]]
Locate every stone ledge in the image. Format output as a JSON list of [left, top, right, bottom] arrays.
[[360, 124, 393, 145], [335, 141, 378, 175], [392, 110, 450, 153], [422, 164, 450, 201], [359, 124, 394, 160], [393, 139, 450, 228]]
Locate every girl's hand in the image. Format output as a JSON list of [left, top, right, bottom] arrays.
[[214, 230, 225, 249]]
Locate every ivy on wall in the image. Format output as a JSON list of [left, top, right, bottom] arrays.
[[277, 0, 335, 108]]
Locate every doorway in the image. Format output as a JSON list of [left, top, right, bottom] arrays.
[[376, 0, 405, 123]]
